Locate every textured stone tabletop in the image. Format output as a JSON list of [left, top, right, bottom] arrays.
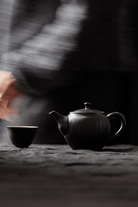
[[0, 143, 137, 176], [0, 144, 138, 207]]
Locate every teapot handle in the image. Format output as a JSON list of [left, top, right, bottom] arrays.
[[107, 112, 126, 140]]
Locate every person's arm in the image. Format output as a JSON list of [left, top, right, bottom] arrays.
[[1, 1, 88, 96], [0, 1, 87, 120]]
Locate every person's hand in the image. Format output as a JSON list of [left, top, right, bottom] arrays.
[[0, 71, 24, 120]]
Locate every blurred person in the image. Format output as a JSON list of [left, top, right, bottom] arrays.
[[0, 0, 138, 144], [0, 0, 89, 143]]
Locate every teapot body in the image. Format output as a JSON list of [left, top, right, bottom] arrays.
[[49, 102, 126, 151], [65, 113, 111, 150]]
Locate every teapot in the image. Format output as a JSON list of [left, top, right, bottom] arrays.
[[49, 102, 126, 150]]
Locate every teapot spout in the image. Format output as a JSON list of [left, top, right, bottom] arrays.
[[49, 111, 68, 136]]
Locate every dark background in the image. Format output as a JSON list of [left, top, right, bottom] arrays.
[[0, 0, 138, 145]]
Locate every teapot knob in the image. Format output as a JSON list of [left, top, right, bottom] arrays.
[[84, 102, 91, 109]]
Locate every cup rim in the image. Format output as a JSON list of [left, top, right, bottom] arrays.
[[7, 126, 38, 128]]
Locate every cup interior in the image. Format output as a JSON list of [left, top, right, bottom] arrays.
[[7, 126, 38, 128]]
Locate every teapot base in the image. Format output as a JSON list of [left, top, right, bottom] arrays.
[[65, 136, 105, 151]]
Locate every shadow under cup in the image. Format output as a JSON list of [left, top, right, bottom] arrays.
[[7, 126, 38, 148]]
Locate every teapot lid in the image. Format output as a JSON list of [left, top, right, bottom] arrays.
[[71, 102, 104, 114]]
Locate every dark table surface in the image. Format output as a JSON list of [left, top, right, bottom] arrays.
[[0, 143, 138, 207]]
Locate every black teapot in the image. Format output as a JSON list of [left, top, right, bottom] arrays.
[[49, 102, 126, 150]]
